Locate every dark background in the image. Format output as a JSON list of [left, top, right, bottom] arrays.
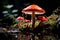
[[0, 0, 60, 26], [0, 0, 60, 17]]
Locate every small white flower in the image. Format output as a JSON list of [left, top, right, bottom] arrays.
[[4, 5, 13, 8], [2, 11, 8, 14], [12, 9, 18, 13]]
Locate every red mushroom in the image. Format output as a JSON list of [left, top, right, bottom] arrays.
[[17, 16, 24, 20], [38, 16, 48, 22], [17, 16, 24, 28], [25, 20, 30, 23], [17, 16, 25, 29], [22, 4, 45, 28]]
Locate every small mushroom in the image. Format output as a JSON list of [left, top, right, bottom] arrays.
[[17, 16, 24, 20], [38, 16, 48, 22], [25, 20, 30, 23], [38, 16, 48, 26], [25, 20, 31, 27], [17, 16, 24, 28]]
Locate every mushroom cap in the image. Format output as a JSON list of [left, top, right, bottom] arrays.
[[22, 4, 45, 14], [25, 20, 30, 23], [17, 16, 24, 20], [38, 16, 48, 21]]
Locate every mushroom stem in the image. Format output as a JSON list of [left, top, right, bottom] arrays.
[[32, 11, 35, 29]]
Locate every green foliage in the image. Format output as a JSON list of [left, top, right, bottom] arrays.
[[47, 13, 58, 26], [48, 20, 56, 26]]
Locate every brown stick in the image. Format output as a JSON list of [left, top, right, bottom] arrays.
[[32, 11, 35, 29]]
